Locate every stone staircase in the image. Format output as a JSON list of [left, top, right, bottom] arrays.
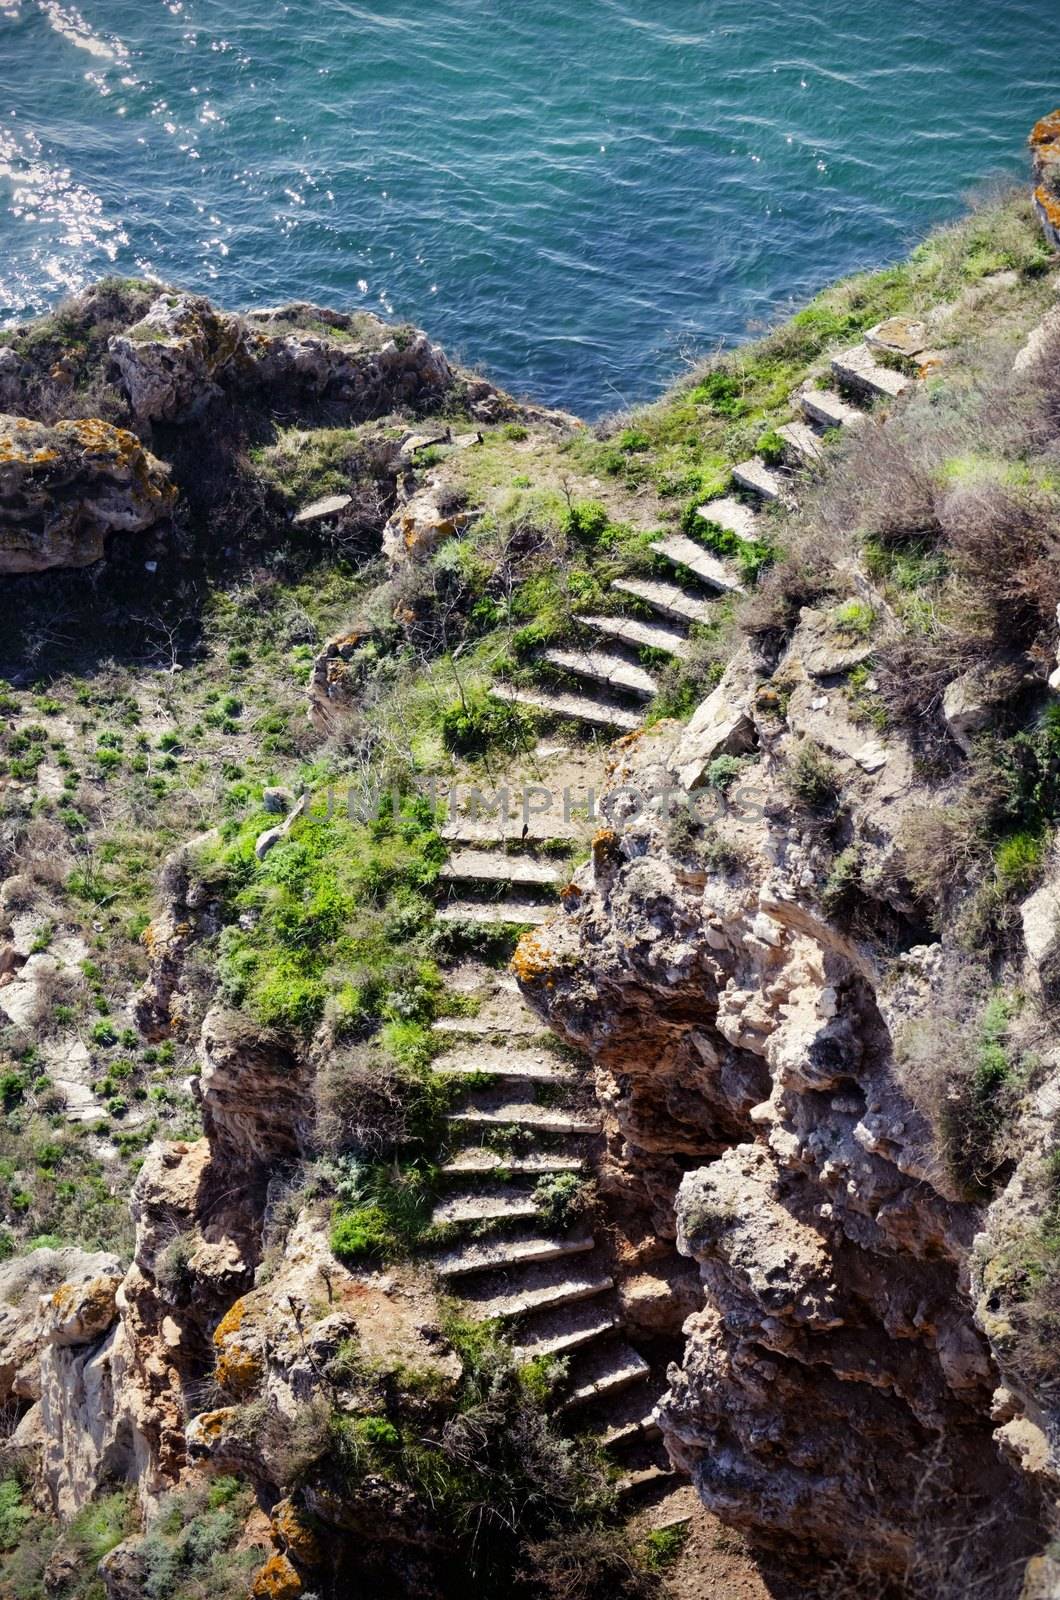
[[428, 317, 937, 1499], [428, 957, 674, 1497], [487, 317, 927, 741]]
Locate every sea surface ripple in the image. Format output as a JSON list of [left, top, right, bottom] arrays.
[[0, 0, 1054, 415]]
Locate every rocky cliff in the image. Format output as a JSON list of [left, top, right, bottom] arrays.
[[0, 116, 1059, 1600]]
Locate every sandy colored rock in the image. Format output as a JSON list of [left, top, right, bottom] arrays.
[[0, 414, 175, 573]]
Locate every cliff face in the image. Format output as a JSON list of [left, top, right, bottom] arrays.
[[514, 618, 1059, 1596]]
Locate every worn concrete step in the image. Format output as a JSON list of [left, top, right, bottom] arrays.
[[431, 1187, 541, 1227], [433, 1009, 545, 1039], [440, 1147, 585, 1177], [441, 817, 581, 846], [864, 316, 930, 359], [544, 647, 658, 700], [832, 342, 912, 400], [776, 420, 824, 465], [433, 1229, 595, 1280], [448, 1097, 600, 1135], [593, 1385, 663, 1450], [512, 1299, 620, 1360], [577, 613, 690, 660], [561, 1340, 651, 1409], [458, 1261, 614, 1322], [731, 457, 786, 502], [612, 577, 714, 627], [649, 535, 744, 594], [439, 850, 562, 888], [490, 684, 641, 733], [799, 386, 865, 430], [433, 1045, 576, 1083], [436, 899, 552, 926], [602, 1408, 659, 1459], [695, 495, 760, 543]]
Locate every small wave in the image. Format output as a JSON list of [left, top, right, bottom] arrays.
[[37, 0, 129, 61]]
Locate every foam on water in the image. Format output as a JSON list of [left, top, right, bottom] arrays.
[[0, 0, 1055, 414]]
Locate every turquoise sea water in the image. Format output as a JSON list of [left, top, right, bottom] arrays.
[[0, 0, 1055, 416]]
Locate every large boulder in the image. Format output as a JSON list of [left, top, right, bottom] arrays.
[[0, 414, 175, 573], [109, 293, 251, 424]]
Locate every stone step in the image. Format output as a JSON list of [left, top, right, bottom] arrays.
[[435, 899, 553, 927], [432, 1045, 576, 1083], [448, 1098, 600, 1135], [731, 457, 786, 502], [561, 1340, 651, 1410], [799, 386, 865, 430], [433, 1013, 546, 1039], [695, 495, 760, 543], [431, 1187, 540, 1227], [490, 684, 641, 734], [511, 1299, 620, 1360], [832, 342, 912, 400], [544, 647, 658, 700], [617, 1464, 676, 1496], [439, 850, 562, 888], [864, 316, 930, 359], [433, 1229, 596, 1280], [593, 1385, 663, 1450], [577, 613, 691, 660], [649, 535, 744, 594], [776, 420, 824, 465], [612, 577, 715, 627], [440, 1147, 585, 1177], [441, 817, 581, 846], [457, 1261, 614, 1322]]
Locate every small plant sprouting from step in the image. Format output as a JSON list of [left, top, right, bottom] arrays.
[[534, 1173, 593, 1229]]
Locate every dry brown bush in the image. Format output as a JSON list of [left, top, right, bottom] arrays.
[[314, 1045, 413, 1158], [518, 1532, 658, 1600]]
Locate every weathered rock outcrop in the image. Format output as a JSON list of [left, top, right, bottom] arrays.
[[109, 293, 252, 424], [0, 414, 175, 572], [514, 611, 1053, 1595], [109, 292, 457, 428]]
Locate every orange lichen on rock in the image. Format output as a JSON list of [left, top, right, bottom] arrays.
[[591, 827, 621, 872], [511, 928, 554, 985], [215, 1337, 263, 1397], [213, 1298, 247, 1342], [251, 1553, 304, 1600], [271, 1499, 322, 1568], [1030, 109, 1060, 155]]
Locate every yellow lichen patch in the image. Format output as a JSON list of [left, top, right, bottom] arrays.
[[213, 1298, 247, 1342], [215, 1337, 263, 1397], [50, 1282, 77, 1314], [590, 826, 621, 872], [1034, 184, 1060, 230], [511, 928, 553, 985], [1030, 109, 1060, 154], [251, 1553, 304, 1600], [271, 1500, 322, 1568], [192, 1407, 235, 1442]]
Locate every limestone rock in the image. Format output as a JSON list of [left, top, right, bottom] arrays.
[[672, 649, 758, 790], [0, 415, 175, 573], [0, 1247, 121, 1406], [306, 626, 374, 736], [517, 695, 1044, 1591], [1030, 109, 1060, 249], [110, 293, 251, 423], [199, 1007, 314, 1174], [381, 480, 471, 567]]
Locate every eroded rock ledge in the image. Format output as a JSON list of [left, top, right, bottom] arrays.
[[514, 632, 1055, 1596]]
